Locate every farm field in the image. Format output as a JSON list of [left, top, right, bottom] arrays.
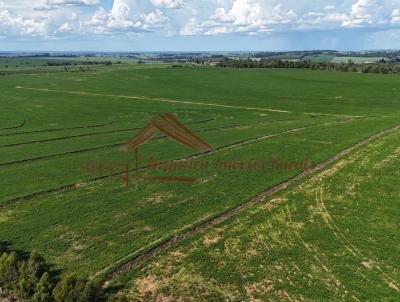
[[0, 56, 140, 68], [0, 65, 400, 300], [331, 56, 390, 64], [114, 119, 400, 301]]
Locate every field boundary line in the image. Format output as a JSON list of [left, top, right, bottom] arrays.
[[16, 86, 291, 113], [101, 123, 400, 283], [0, 119, 354, 207], [15, 86, 369, 118]]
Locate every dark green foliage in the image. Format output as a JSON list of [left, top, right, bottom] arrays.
[[17, 252, 48, 298], [0, 249, 99, 302], [218, 58, 400, 74], [53, 275, 99, 302], [33, 273, 53, 302], [0, 252, 20, 295], [0, 241, 7, 253]]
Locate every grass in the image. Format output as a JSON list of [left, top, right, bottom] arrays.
[[0, 64, 399, 300], [331, 56, 391, 63], [302, 54, 336, 62], [111, 125, 400, 301]]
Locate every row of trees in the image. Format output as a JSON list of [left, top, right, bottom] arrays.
[[217, 58, 400, 74], [46, 61, 119, 67], [0, 242, 99, 302]]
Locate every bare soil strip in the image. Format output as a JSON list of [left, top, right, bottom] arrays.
[[102, 123, 400, 283], [0, 120, 350, 207]]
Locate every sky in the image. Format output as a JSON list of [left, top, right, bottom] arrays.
[[1, 0, 400, 51]]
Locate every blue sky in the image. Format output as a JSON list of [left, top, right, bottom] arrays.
[[1, 0, 400, 51]]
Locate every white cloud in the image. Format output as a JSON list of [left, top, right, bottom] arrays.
[[35, 0, 99, 11], [86, 0, 167, 34], [341, 0, 377, 27], [150, 0, 184, 9], [142, 9, 168, 26], [181, 0, 298, 36], [392, 9, 400, 24], [1, 0, 400, 40], [46, 0, 98, 6], [0, 9, 48, 36]]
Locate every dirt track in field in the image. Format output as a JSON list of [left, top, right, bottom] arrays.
[[16, 86, 366, 118], [101, 123, 400, 284]]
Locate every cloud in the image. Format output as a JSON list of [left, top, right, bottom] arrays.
[[181, 0, 297, 36], [341, 0, 377, 27], [0, 9, 48, 36], [392, 9, 400, 24], [86, 0, 168, 34], [35, 0, 99, 11], [46, 0, 98, 6], [149, 0, 184, 9], [1, 0, 400, 42]]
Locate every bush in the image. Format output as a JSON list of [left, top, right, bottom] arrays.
[[53, 275, 99, 302], [0, 248, 100, 302]]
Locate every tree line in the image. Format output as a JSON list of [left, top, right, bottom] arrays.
[[0, 242, 100, 302], [217, 58, 400, 74], [46, 61, 119, 67]]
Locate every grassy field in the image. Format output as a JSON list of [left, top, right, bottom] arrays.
[[114, 124, 400, 301], [331, 56, 390, 64], [0, 56, 140, 68], [302, 54, 336, 62], [0, 64, 399, 300]]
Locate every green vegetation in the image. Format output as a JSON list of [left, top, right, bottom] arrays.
[[218, 58, 400, 74], [302, 53, 336, 62], [112, 127, 400, 301], [0, 247, 99, 301], [0, 63, 399, 300], [331, 56, 390, 63]]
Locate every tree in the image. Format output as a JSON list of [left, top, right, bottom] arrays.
[[20, 252, 48, 298], [33, 272, 53, 302], [0, 252, 20, 299], [53, 275, 99, 302]]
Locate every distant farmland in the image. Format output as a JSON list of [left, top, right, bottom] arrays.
[[331, 56, 390, 63], [0, 65, 399, 300]]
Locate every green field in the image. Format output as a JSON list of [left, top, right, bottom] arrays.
[[331, 56, 391, 64], [0, 56, 141, 68], [0, 64, 399, 300], [302, 54, 336, 62], [114, 123, 400, 301]]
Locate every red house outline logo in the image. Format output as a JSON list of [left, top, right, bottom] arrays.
[[121, 113, 214, 183]]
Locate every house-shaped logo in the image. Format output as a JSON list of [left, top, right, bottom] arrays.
[[121, 113, 214, 183]]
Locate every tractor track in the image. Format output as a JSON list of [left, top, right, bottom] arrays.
[[0, 122, 113, 137], [15, 86, 369, 119], [0, 118, 214, 148], [0, 118, 315, 168], [101, 122, 400, 283], [0, 119, 355, 208], [0, 120, 26, 131]]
